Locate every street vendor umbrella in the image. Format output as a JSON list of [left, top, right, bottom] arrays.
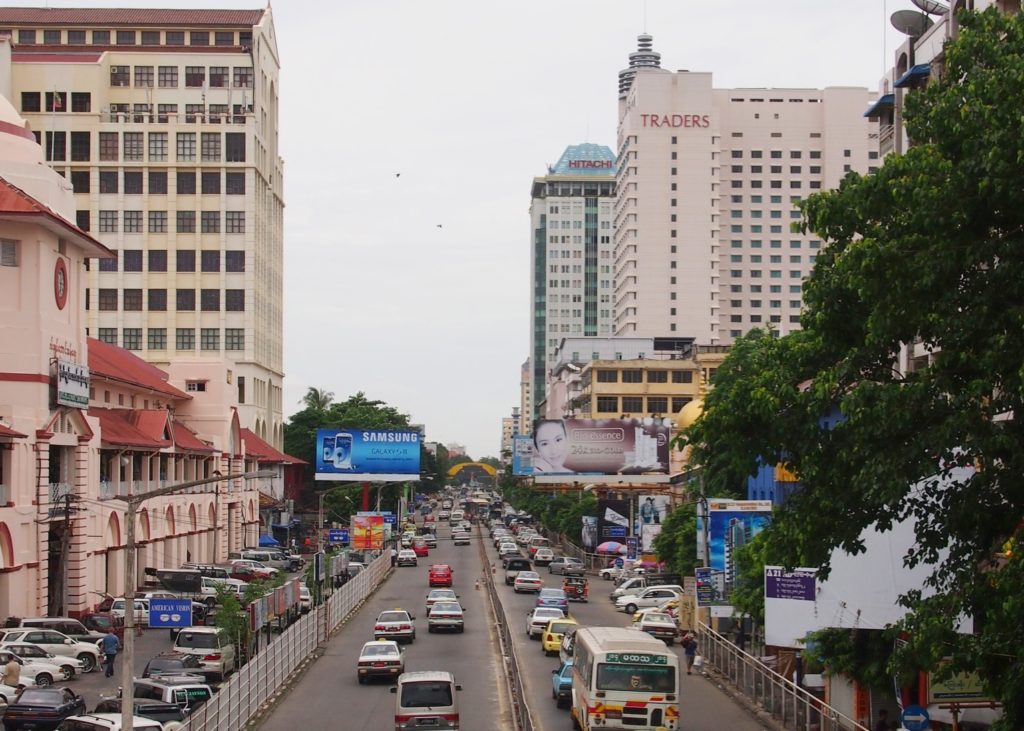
[[596, 541, 627, 554], [258, 533, 280, 547]]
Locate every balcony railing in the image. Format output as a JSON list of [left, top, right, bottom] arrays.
[[0, 484, 9, 504], [49, 482, 71, 503]]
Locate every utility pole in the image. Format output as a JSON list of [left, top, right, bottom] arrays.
[[317, 492, 325, 553], [114, 470, 274, 731]]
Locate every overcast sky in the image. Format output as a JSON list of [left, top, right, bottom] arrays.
[[32, 1, 914, 458]]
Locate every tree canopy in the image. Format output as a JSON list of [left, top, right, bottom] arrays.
[[683, 9, 1024, 726]]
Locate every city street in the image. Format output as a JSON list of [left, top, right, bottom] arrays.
[[251, 519, 765, 731]]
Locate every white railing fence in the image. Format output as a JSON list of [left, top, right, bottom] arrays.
[[698, 622, 869, 731], [180, 551, 391, 731]]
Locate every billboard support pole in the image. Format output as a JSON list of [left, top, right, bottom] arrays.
[[317, 492, 325, 553], [362, 481, 369, 511]]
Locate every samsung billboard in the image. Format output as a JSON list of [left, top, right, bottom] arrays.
[[315, 428, 421, 481]]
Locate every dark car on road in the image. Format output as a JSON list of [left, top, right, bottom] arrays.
[[1, 687, 86, 731], [548, 557, 585, 576]]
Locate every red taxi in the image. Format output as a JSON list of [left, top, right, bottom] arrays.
[[428, 564, 454, 587]]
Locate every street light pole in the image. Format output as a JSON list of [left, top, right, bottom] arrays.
[[114, 470, 274, 731]]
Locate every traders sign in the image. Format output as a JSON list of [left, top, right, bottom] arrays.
[[55, 359, 89, 409]]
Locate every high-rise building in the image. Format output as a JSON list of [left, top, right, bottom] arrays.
[[519, 358, 531, 435], [614, 35, 876, 344], [529, 144, 616, 424], [0, 7, 285, 446]]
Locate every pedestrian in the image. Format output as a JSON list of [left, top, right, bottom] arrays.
[[100, 629, 121, 678], [735, 622, 747, 652], [390, 547, 397, 567], [874, 709, 890, 731], [682, 633, 698, 674], [1, 653, 21, 687]]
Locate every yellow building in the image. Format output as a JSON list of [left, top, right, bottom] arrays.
[[0, 7, 285, 446]]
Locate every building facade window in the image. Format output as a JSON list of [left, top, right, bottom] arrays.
[[176, 211, 196, 233], [176, 289, 195, 311], [147, 328, 167, 350], [200, 133, 221, 161], [225, 172, 245, 194], [200, 289, 220, 311], [99, 210, 118, 232], [123, 211, 142, 233], [225, 250, 245, 272], [110, 66, 129, 86], [122, 328, 142, 350], [621, 396, 643, 412], [596, 396, 618, 413], [158, 65, 178, 87], [148, 211, 167, 233], [149, 171, 168, 194], [176, 250, 195, 272], [200, 211, 220, 233], [97, 328, 117, 345], [98, 289, 118, 310], [184, 66, 205, 87], [148, 132, 167, 161], [225, 289, 245, 311], [148, 289, 167, 311], [200, 328, 220, 350], [225, 211, 245, 233], [201, 250, 220, 272], [134, 66, 154, 87], [201, 171, 220, 194], [225, 328, 245, 350], [176, 133, 196, 161], [175, 328, 195, 350]]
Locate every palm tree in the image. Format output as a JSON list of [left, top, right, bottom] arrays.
[[300, 386, 334, 411]]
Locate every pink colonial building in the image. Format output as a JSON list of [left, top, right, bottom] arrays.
[[0, 78, 287, 620]]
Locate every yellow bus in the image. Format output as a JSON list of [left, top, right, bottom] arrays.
[[570, 627, 680, 731]]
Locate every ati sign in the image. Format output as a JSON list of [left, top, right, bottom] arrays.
[[640, 114, 710, 129]]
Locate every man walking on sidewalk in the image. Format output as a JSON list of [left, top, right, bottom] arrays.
[[682, 633, 698, 674], [100, 629, 121, 678]]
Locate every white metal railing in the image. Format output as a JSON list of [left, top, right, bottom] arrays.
[[179, 551, 391, 731], [698, 622, 869, 731], [98, 481, 115, 500]]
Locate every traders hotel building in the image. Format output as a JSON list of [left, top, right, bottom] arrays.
[[614, 35, 877, 344], [0, 7, 285, 445]]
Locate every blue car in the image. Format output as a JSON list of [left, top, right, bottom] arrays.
[[536, 588, 569, 616], [551, 660, 573, 707]]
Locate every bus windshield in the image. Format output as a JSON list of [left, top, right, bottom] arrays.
[[596, 663, 676, 693]]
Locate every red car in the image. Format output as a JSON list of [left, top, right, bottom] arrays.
[[428, 564, 453, 587], [412, 540, 429, 557]]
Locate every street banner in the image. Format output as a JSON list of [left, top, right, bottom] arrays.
[[597, 498, 630, 540], [512, 435, 534, 476], [641, 523, 663, 552], [581, 515, 598, 550], [148, 598, 192, 628], [315, 428, 421, 481]]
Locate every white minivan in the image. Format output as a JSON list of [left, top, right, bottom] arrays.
[[390, 671, 461, 731]]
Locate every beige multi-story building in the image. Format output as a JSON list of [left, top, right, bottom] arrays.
[[0, 7, 285, 446], [519, 358, 531, 436], [529, 144, 617, 424], [614, 35, 877, 344]]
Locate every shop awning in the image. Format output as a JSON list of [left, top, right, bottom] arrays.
[[864, 93, 895, 118], [0, 423, 26, 439], [258, 534, 281, 547], [894, 64, 931, 88], [89, 408, 172, 449]]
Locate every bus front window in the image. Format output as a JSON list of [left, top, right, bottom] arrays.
[[596, 663, 676, 693]]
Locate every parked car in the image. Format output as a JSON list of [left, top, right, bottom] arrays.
[[373, 609, 416, 644], [513, 571, 543, 594], [229, 559, 278, 579], [132, 677, 213, 713], [547, 557, 585, 576], [427, 565, 453, 588], [535, 588, 569, 616], [299, 586, 312, 613], [541, 618, 578, 656], [1, 686, 86, 730], [171, 628, 236, 681], [551, 660, 573, 708], [4, 618, 105, 646], [141, 651, 205, 679], [0, 649, 66, 686], [356, 640, 405, 684], [532, 548, 555, 566], [614, 585, 685, 615], [0, 643, 84, 681], [426, 602, 465, 634], [107, 599, 149, 626], [77, 613, 123, 643], [526, 608, 564, 639], [0, 629, 100, 675], [89, 698, 187, 730], [609, 574, 684, 599], [396, 550, 418, 567]]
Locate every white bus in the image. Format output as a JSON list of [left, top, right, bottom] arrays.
[[570, 627, 680, 731]]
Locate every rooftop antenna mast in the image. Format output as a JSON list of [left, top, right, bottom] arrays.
[[643, 0, 648, 32]]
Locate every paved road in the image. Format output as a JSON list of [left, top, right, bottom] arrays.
[[483, 533, 769, 731], [258, 523, 506, 730]]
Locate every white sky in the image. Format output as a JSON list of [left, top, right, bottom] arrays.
[[29, 1, 915, 458]]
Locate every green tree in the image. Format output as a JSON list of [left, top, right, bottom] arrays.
[[299, 387, 334, 411], [681, 10, 1024, 725], [651, 502, 698, 576]]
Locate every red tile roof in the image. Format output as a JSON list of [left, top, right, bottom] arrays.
[[0, 423, 27, 439], [0, 8, 265, 27], [89, 407, 171, 449], [0, 176, 114, 258], [240, 427, 305, 465], [171, 420, 216, 453], [87, 337, 189, 401]]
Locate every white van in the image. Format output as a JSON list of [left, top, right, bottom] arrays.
[[390, 671, 462, 731], [449, 510, 465, 524]]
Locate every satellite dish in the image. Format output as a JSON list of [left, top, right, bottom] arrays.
[[911, 0, 949, 15], [891, 9, 934, 36]]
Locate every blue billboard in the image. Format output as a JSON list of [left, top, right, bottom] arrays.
[[148, 598, 193, 628], [315, 429, 421, 481], [512, 435, 534, 476]]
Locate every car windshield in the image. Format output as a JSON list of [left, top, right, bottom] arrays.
[[549, 622, 575, 634], [517, 572, 539, 580], [428, 591, 455, 599], [431, 603, 461, 613], [565, 558, 582, 566], [87, 616, 113, 628], [400, 681, 453, 708], [379, 612, 409, 623], [176, 632, 218, 649], [534, 609, 561, 619], [539, 589, 566, 599], [644, 613, 673, 623], [361, 644, 399, 657]]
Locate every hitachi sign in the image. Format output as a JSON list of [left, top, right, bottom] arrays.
[[568, 159, 614, 169], [641, 114, 711, 128]]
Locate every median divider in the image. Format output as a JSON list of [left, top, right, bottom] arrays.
[[477, 525, 535, 731]]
